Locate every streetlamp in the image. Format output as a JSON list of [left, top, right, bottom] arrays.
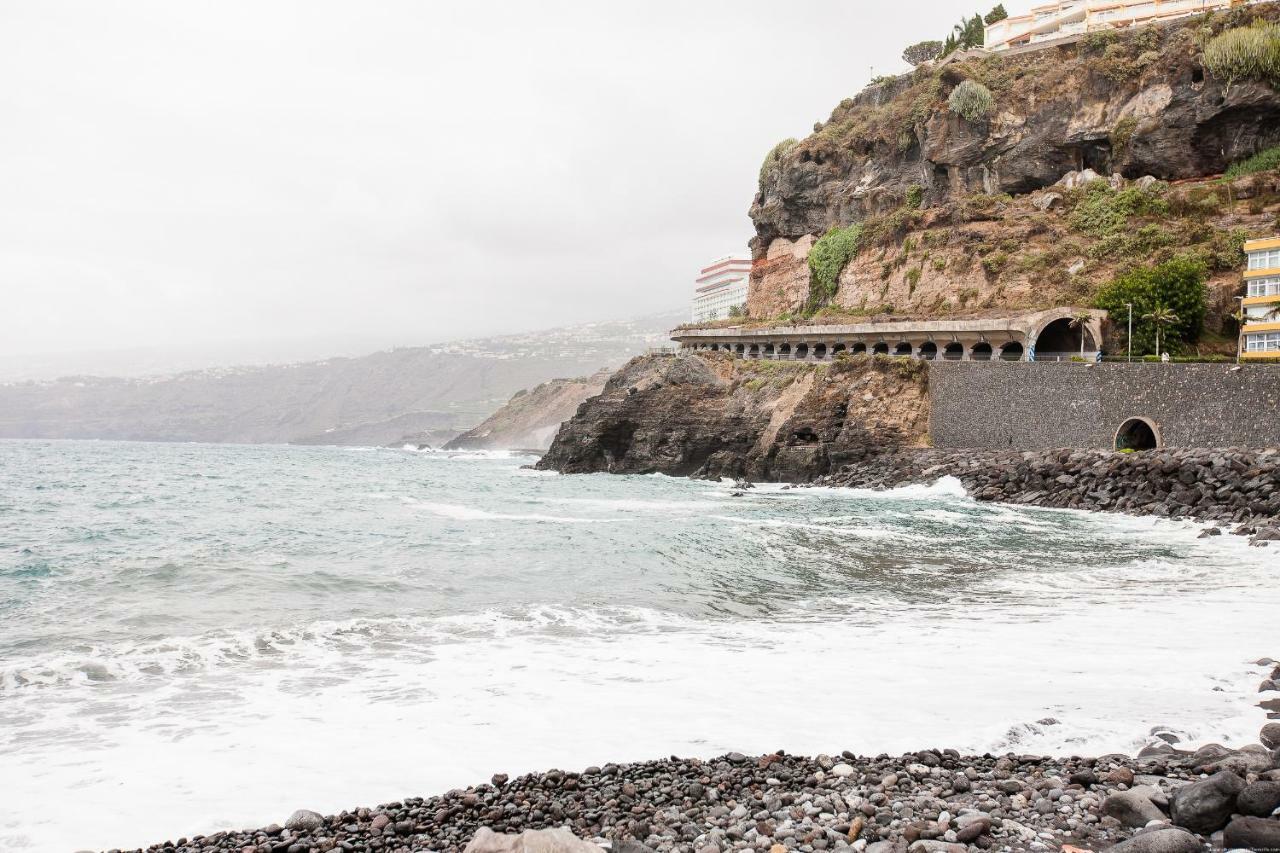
[[1126, 302, 1133, 363], [1235, 295, 1245, 365]]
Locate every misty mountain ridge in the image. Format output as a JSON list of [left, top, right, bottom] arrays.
[[0, 310, 683, 446]]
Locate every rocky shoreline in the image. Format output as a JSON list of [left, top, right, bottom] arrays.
[[111, 667, 1280, 853], [806, 447, 1280, 541]]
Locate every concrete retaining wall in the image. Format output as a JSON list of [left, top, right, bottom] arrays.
[[928, 362, 1280, 449]]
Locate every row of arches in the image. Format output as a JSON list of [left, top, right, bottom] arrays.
[[693, 340, 1027, 362]]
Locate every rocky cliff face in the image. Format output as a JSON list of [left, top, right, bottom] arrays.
[[746, 3, 1280, 323], [535, 353, 928, 481], [442, 370, 611, 451]]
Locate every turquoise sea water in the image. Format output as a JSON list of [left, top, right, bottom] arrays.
[[1, 440, 1275, 851]]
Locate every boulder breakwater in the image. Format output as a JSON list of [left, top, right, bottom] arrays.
[[114, 690, 1280, 853], [813, 447, 1280, 538], [536, 354, 1279, 534]]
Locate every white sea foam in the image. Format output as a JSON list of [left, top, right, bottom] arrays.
[[1, 442, 1277, 853]]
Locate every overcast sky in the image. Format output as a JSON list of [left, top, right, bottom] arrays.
[[1, 0, 970, 371]]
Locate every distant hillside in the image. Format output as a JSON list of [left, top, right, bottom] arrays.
[[0, 312, 681, 446], [437, 369, 611, 452]]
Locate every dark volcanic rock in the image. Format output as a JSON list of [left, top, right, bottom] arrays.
[[1223, 815, 1280, 850], [1105, 826, 1204, 853], [751, 5, 1280, 247], [536, 353, 928, 481], [1169, 770, 1245, 834], [1238, 780, 1280, 817]]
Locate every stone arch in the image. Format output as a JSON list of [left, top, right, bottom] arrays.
[[850, 342, 867, 355], [943, 342, 964, 361], [918, 341, 938, 360], [814, 343, 828, 360], [999, 341, 1025, 361], [1035, 317, 1095, 359], [734, 343, 745, 356], [779, 343, 792, 358], [831, 343, 846, 356], [1115, 417, 1162, 451], [970, 342, 993, 361], [748, 343, 760, 359], [763, 343, 775, 358], [893, 341, 913, 356], [794, 343, 809, 360]]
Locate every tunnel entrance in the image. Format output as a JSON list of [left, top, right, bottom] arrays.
[[970, 342, 992, 361], [1036, 318, 1092, 359], [893, 342, 913, 356], [872, 342, 889, 355], [918, 342, 938, 360], [1115, 418, 1161, 452]]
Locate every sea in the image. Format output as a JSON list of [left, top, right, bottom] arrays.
[[1, 440, 1276, 852]]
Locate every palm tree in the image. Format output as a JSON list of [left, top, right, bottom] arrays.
[[1068, 311, 1092, 358], [1142, 305, 1181, 358]]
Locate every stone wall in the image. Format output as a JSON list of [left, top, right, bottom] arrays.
[[929, 362, 1280, 450]]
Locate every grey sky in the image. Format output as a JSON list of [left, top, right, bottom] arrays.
[[2, 0, 971, 368]]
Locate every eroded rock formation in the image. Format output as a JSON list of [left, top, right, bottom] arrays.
[[535, 352, 929, 481]]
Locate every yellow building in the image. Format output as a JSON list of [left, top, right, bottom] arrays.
[[1242, 237, 1280, 359], [985, 0, 1254, 52]]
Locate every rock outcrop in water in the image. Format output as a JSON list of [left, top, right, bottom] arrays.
[[441, 370, 611, 452], [535, 352, 928, 481]]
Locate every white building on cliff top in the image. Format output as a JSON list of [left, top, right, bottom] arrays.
[[985, 0, 1251, 52], [691, 256, 751, 323]]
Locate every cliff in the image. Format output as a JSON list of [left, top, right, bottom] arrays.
[[745, 2, 1280, 329], [441, 370, 611, 451], [535, 352, 928, 480]]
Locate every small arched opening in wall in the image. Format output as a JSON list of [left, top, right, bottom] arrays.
[[813, 343, 828, 360], [1115, 417, 1162, 452], [918, 341, 938, 360], [851, 342, 868, 355], [872, 342, 890, 355], [831, 343, 846, 356], [893, 341, 913, 357], [779, 343, 792, 358], [943, 342, 964, 361], [747, 343, 760, 359], [999, 341, 1025, 361], [794, 343, 809, 360], [970, 342, 993, 361], [734, 343, 745, 356], [763, 343, 775, 358]]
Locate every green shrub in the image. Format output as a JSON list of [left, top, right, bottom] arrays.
[[1093, 256, 1208, 355], [906, 266, 922, 294], [981, 251, 1009, 278], [1224, 144, 1280, 179], [758, 138, 798, 189], [1111, 117, 1138, 160], [905, 184, 925, 209], [948, 80, 994, 121], [1204, 24, 1280, 87], [1068, 182, 1169, 238], [806, 225, 863, 309]]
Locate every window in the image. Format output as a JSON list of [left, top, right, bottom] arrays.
[[1247, 277, 1280, 298], [1248, 248, 1280, 270], [1246, 332, 1280, 352]]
